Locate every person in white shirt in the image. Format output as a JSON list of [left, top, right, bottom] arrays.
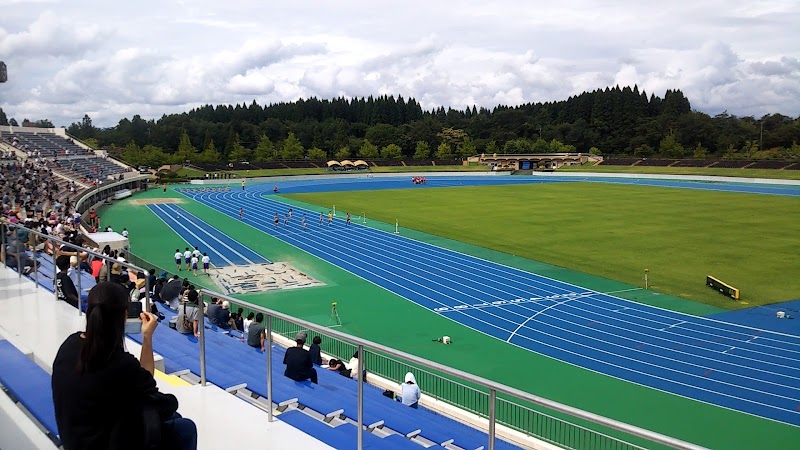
[[190, 255, 199, 276], [192, 246, 201, 259], [242, 312, 254, 334], [174, 249, 182, 271], [201, 253, 211, 275], [183, 248, 191, 271], [122, 228, 128, 238], [400, 372, 421, 409]]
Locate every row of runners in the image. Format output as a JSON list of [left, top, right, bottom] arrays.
[[173, 246, 211, 276], [237, 206, 355, 229]]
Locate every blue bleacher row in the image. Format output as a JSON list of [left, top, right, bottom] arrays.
[[0, 339, 61, 446], [136, 302, 520, 450], [20, 252, 97, 305], [1, 260, 521, 450], [5, 131, 93, 157], [3, 131, 129, 180]]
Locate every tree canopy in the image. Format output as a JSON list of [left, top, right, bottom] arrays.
[[32, 86, 799, 166]]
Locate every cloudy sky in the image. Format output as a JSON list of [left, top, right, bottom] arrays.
[[1, 0, 798, 127]]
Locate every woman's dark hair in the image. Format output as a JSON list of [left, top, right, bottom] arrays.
[[312, 336, 322, 345], [246, 312, 254, 320], [79, 282, 129, 373]]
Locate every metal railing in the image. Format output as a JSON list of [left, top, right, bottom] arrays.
[[196, 290, 707, 450]]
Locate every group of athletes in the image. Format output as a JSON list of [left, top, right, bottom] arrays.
[[174, 246, 212, 276], [237, 183, 354, 230], [266, 208, 352, 229]]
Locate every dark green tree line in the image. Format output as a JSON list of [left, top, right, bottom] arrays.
[[48, 86, 800, 166]]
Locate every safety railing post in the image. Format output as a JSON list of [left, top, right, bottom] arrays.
[[15, 233, 21, 278], [198, 293, 207, 386], [357, 344, 364, 450], [488, 388, 496, 450], [0, 223, 5, 268], [266, 314, 273, 423], [33, 243, 39, 288], [76, 261, 82, 316], [51, 239, 57, 301]]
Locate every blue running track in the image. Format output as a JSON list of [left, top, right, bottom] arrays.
[[177, 178, 800, 426], [147, 203, 270, 267]]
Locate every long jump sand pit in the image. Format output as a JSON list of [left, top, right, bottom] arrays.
[[133, 198, 184, 205], [210, 262, 324, 295]]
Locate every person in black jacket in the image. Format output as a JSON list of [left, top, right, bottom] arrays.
[[309, 335, 326, 366], [283, 331, 318, 384], [52, 282, 197, 450]]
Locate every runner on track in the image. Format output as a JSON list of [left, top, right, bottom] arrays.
[[202, 253, 210, 276], [183, 247, 192, 271], [175, 249, 182, 271]]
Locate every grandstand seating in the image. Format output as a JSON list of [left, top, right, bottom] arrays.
[[670, 159, 715, 167], [597, 158, 641, 166], [711, 160, 753, 168], [402, 160, 434, 166], [431, 160, 461, 166], [140, 303, 520, 449], [53, 156, 128, 179], [0, 339, 60, 445], [279, 410, 422, 450], [371, 160, 405, 167], [635, 159, 677, 167], [9, 131, 93, 157], [747, 160, 796, 169]]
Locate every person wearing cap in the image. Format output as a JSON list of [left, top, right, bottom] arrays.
[[283, 331, 318, 384]]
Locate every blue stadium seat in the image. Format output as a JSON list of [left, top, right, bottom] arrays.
[[279, 410, 420, 449], [128, 316, 521, 449], [0, 340, 60, 444]]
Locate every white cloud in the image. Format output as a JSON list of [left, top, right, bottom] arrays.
[[0, 10, 110, 57], [0, 0, 798, 127]]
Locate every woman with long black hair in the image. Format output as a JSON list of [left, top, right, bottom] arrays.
[[52, 282, 197, 450]]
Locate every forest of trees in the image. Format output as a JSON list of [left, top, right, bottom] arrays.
[[2, 85, 799, 167]]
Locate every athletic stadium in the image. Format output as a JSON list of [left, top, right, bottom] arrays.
[[1, 126, 799, 450]]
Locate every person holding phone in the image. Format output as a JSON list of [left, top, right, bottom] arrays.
[[52, 282, 197, 450]]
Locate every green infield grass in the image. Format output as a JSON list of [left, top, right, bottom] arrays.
[[286, 182, 800, 309], [559, 163, 800, 180]]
